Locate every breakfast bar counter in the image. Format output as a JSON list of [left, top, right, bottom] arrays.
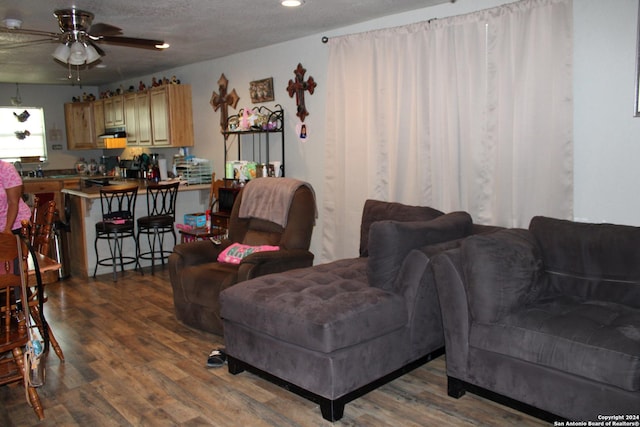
[[62, 180, 210, 279]]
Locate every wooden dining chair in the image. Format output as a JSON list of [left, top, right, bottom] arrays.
[[0, 232, 45, 420], [29, 196, 56, 259], [23, 197, 65, 361], [209, 172, 226, 212]]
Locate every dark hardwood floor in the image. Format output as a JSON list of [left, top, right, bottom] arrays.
[[0, 267, 549, 426]]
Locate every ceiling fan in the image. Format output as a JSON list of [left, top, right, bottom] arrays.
[[0, 8, 167, 67]]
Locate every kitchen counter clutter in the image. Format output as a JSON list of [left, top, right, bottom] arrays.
[[62, 180, 210, 278], [62, 178, 209, 197]]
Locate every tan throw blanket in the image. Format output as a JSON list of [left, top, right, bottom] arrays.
[[238, 177, 316, 228]]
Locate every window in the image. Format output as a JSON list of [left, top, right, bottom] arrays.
[[0, 106, 47, 162]]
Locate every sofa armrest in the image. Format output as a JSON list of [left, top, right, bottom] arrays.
[[171, 240, 228, 267], [367, 211, 472, 291], [432, 248, 470, 379], [237, 248, 314, 280]]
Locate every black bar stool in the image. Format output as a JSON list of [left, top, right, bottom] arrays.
[[137, 182, 180, 273], [93, 184, 141, 281]]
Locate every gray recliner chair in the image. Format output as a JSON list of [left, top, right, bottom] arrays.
[[169, 178, 317, 335]]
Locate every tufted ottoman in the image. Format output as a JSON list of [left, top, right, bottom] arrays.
[[221, 258, 441, 421], [220, 206, 496, 421], [219, 209, 486, 421]]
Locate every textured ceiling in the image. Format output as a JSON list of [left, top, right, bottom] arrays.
[[0, 0, 451, 86]]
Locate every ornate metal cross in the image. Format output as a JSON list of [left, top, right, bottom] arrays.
[[287, 63, 317, 122], [210, 73, 240, 132]]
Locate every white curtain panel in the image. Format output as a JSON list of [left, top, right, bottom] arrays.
[[322, 0, 573, 261]]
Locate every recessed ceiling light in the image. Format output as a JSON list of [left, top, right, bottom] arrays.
[[2, 18, 22, 29], [281, 0, 304, 7]]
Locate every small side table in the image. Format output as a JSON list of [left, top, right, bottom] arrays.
[[179, 225, 227, 243], [211, 211, 230, 230]]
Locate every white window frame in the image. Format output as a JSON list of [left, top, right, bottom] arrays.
[[0, 106, 48, 162]]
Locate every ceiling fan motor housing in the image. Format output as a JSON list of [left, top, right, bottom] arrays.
[[54, 9, 94, 34]]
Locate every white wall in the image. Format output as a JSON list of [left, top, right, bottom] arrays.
[[3, 0, 639, 262], [573, 0, 640, 226]]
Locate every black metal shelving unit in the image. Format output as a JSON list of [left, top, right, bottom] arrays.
[[222, 105, 285, 178]]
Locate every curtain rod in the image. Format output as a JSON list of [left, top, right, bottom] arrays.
[[321, 13, 445, 44]]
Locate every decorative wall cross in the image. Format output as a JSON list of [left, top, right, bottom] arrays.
[[210, 73, 240, 132], [287, 63, 317, 122]]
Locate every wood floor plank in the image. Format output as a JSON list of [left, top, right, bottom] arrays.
[[2, 267, 550, 426]]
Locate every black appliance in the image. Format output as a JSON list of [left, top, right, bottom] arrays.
[[119, 159, 143, 179], [84, 177, 112, 187], [100, 155, 120, 174]]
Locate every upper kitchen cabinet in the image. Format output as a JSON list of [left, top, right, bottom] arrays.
[[65, 85, 194, 150], [124, 92, 152, 146], [149, 85, 194, 147], [92, 99, 106, 148], [104, 95, 125, 128], [64, 102, 96, 150]]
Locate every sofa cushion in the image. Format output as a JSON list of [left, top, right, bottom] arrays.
[[529, 217, 640, 307], [530, 216, 640, 282], [359, 200, 443, 256], [461, 229, 544, 323], [470, 297, 640, 392], [367, 211, 473, 292], [220, 258, 408, 353]]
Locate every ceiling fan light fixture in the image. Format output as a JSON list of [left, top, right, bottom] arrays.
[[68, 41, 87, 65], [85, 44, 101, 63], [52, 43, 71, 62]]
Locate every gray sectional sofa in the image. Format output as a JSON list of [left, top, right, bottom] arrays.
[[220, 200, 498, 421], [432, 216, 640, 421]]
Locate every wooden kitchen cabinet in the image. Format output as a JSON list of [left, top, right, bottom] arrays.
[[67, 85, 193, 150], [23, 178, 80, 223], [104, 95, 124, 128], [137, 92, 152, 146], [64, 102, 96, 150], [149, 85, 194, 147], [124, 92, 152, 146], [123, 93, 137, 145], [92, 99, 106, 148]]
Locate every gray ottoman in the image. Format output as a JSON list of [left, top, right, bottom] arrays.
[[220, 210, 479, 420]]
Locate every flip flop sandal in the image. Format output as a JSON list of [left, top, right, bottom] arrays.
[[207, 349, 227, 368]]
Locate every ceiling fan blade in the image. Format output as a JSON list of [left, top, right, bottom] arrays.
[[89, 23, 122, 37], [99, 35, 165, 50], [89, 40, 105, 57], [0, 38, 55, 51], [0, 27, 60, 40]]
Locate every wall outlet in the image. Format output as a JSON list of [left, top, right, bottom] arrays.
[[51, 144, 63, 150]]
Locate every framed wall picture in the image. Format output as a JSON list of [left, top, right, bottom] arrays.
[[250, 77, 274, 103]]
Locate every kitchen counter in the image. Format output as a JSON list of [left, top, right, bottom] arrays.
[[63, 180, 211, 279], [61, 179, 210, 198]]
